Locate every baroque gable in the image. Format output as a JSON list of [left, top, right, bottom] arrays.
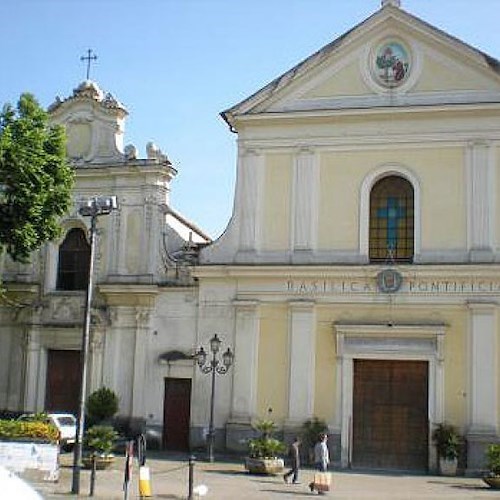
[[48, 80, 128, 164]]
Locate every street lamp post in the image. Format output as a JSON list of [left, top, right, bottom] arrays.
[[194, 334, 234, 462], [71, 196, 118, 494]]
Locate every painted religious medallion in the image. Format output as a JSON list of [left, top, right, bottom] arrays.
[[374, 41, 410, 87]]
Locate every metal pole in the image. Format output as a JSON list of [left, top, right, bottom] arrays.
[[207, 353, 217, 462], [89, 454, 97, 496], [71, 213, 97, 494], [188, 455, 195, 500]]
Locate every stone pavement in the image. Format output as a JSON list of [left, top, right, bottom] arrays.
[[29, 451, 496, 500]]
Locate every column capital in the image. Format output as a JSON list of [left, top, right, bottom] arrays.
[[233, 299, 260, 312], [288, 299, 316, 310]]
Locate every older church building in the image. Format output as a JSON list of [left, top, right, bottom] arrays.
[[1, 0, 500, 474]]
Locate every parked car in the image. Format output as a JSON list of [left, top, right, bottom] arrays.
[[18, 413, 77, 449]]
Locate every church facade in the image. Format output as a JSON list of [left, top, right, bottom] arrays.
[[1, 0, 500, 474], [196, 0, 500, 473]]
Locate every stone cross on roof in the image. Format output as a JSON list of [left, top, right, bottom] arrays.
[[381, 0, 401, 7]]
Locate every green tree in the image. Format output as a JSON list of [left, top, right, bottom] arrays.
[[0, 93, 74, 264], [86, 387, 119, 426]]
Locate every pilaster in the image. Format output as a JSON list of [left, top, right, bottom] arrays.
[[286, 300, 316, 426], [24, 327, 41, 412], [467, 141, 495, 261], [292, 148, 319, 257], [466, 302, 499, 473], [229, 300, 260, 423], [467, 303, 498, 434], [132, 308, 151, 417], [238, 150, 264, 255]]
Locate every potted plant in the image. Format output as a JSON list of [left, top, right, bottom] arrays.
[[82, 425, 118, 470], [483, 443, 500, 489], [245, 419, 287, 475], [432, 423, 461, 476]]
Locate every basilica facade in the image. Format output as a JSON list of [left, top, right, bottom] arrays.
[[1, 0, 500, 473]]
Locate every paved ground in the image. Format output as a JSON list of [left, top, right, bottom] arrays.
[[27, 451, 497, 500]]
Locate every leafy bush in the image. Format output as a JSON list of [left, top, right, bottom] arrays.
[[486, 444, 500, 476], [0, 419, 58, 442], [84, 425, 118, 456], [432, 423, 461, 460], [248, 420, 287, 459], [86, 387, 119, 425], [302, 417, 328, 449]]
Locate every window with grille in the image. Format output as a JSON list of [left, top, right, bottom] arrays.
[[56, 228, 91, 290], [369, 176, 414, 263]]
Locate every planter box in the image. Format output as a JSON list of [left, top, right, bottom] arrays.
[[483, 475, 500, 489], [82, 455, 115, 470], [0, 440, 59, 481], [439, 457, 458, 476], [245, 457, 284, 475]]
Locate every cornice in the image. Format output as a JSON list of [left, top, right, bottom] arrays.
[[192, 264, 500, 280]]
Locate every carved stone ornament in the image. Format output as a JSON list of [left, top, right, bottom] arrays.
[[48, 296, 82, 322], [376, 269, 403, 293]]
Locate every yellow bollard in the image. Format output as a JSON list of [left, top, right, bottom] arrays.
[[139, 465, 152, 498]]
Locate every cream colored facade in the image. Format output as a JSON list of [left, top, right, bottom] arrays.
[[1, 0, 500, 474], [196, 1, 500, 473]]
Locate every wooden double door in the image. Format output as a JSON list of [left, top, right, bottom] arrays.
[[45, 349, 81, 414], [352, 359, 429, 471]]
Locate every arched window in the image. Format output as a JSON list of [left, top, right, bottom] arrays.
[[56, 228, 90, 290], [369, 176, 414, 263]]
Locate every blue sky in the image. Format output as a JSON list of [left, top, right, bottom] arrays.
[[1, 0, 498, 238]]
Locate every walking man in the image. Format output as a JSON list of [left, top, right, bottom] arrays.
[[283, 436, 301, 484]]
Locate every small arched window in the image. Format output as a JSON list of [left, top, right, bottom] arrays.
[[369, 176, 414, 263], [56, 228, 91, 290]]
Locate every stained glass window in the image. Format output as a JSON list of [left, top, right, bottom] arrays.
[[369, 176, 414, 263]]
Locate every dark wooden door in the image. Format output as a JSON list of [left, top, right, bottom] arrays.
[[352, 359, 428, 471], [163, 378, 191, 451], [45, 350, 81, 414]]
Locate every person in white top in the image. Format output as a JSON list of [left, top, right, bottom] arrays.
[[309, 433, 330, 495]]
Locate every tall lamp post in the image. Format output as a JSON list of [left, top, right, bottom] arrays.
[[71, 196, 118, 494], [194, 334, 234, 462]]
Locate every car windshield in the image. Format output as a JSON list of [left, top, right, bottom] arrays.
[[55, 416, 76, 426]]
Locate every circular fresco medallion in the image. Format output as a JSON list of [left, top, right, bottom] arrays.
[[374, 41, 410, 88]]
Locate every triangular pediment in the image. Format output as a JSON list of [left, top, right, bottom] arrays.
[[222, 5, 500, 124]]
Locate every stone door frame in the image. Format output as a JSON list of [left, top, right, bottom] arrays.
[[334, 322, 445, 470]]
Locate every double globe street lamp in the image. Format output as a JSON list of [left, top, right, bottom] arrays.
[[194, 334, 234, 462], [71, 195, 118, 495]]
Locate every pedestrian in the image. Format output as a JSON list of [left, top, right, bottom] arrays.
[[309, 433, 330, 495], [283, 436, 301, 484]]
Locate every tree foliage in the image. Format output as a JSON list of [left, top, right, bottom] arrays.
[[0, 93, 74, 263], [86, 387, 119, 425]]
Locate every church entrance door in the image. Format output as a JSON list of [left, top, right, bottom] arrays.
[[45, 349, 81, 414], [352, 359, 428, 471], [163, 378, 191, 451]]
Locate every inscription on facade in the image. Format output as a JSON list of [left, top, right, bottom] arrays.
[[286, 278, 500, 295]]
